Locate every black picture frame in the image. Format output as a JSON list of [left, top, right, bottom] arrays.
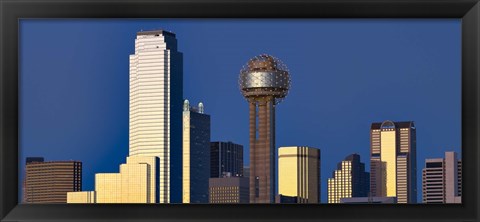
[[1, 0, 479, 221]]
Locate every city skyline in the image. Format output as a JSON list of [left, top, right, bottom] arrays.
[[19, 19, 461, 203]]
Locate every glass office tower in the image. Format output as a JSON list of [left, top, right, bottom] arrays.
[[182, 100, 211, 203], [370, 121, 417, 203], [327, 154, 370, 203], [278, 146, 321, 203], [210, 141, 244, 178]]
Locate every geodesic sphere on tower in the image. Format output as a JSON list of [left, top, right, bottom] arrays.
[[238, 54, 291, 104]]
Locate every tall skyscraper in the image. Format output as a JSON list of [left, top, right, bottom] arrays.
[[370, 121, 417, 203], [278, 146, 321, 203], [129, 30, 183, 203], [422, 151, 462, 203], [238, 54, 291, 203], [328, 154, 370, 203], [182, 100, 211, 203], [24, 158, 82, 203], [209, 174, 249, 204], [210, 141, 244, 178]]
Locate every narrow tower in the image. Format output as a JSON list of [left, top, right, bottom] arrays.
[[238, 54, 291, 203]]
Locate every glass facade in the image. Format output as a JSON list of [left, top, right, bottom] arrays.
[[210, 141, 244, 178], [327, 154, 369, 203], [182, 101, 211, 203], [370, 121, 417, 204], [278, 146, 321, 203], [129, 30, 183, 203]]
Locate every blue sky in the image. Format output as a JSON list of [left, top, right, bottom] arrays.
[[19, 19, 461, 203]]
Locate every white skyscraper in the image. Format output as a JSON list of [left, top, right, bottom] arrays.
[[67, 30, 183, 204], [129, 30, 183, 203]]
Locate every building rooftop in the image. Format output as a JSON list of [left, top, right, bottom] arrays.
[[371, 121, 415, 129], [137, 29, 176, 37]]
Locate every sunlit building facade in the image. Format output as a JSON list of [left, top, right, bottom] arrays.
[[327, 154, 369, 203], [67, 191, 96, 203], [24, 159, 82, 203], [129, 30, 183, 203], [422, 151, 462, 203], [94, 156, 159, 203], [278, 146, 321, 203], [370, 121, 417, 203], [210, 141, 244, 178], [182, 100, 211, 203]]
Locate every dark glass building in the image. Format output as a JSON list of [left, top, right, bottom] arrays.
[[182, 100, 211, 203], [210, 141, 244, 178]]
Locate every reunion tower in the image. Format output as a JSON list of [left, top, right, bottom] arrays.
[[239, 54, 291, 203]]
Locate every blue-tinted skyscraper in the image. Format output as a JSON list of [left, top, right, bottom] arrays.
[[182, 100, 211, 203], [210, 141, 244, 178]]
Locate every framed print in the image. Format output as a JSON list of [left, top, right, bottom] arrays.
[[1, 0, 479, 221]]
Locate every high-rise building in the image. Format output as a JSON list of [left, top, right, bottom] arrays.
[[422, 151, 462, 203], [327, 154, 370, 203], [370, 120, 417, 203], [238, 54, 291, 203], [128, 30, 183, 203], [182, 100, 211, 203], [278, 146, 321, 203], [24, 158, 82, 203], [22, 157, 44, 202], [209, 175, 249, 204], [210, 141, 244, 178], [66, 29, 183, 204]]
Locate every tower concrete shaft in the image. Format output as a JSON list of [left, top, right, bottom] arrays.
[[249, 97, 275, 203]]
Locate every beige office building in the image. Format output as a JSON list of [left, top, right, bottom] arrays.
[[370, 121, 417, 203], [422, 151, 462, 203], [67, 191, 96, 203], [278, 146, 320, 203], [96, 156, 158, 203], [68, 156, 159, 203]]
